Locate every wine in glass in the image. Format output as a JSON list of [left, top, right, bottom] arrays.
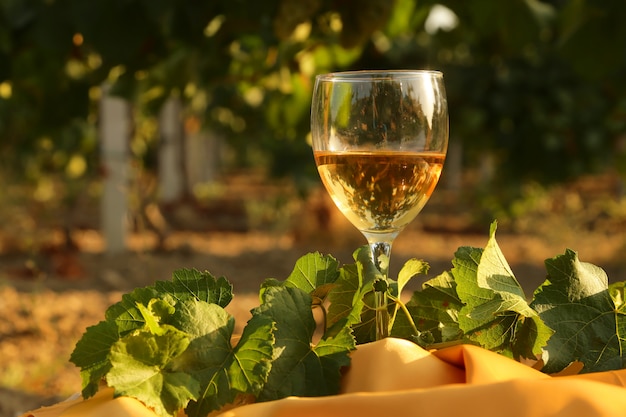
[[310, 70, 448, 340]]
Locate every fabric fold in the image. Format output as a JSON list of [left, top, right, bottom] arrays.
[[21, 338, 626, 417]]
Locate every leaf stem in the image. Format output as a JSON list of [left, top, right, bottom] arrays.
[[387, 294, 419, 337]]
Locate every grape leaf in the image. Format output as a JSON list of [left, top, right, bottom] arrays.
[[610, 281, 626, 309], [392, 271, 464, 345], [453, 223, 552, 359], [100, 269, 231, 338], [326, 263, 364, 333], [103, 269, 232, 336], [69, 320, 119, 398], [282, 251, 341, 296], [155, 268, 233, 308], [106, 327, 199, 417], [254, 285, 354, 401], [72, 287, 170, 399], [397, 258, 429, 296], [177, 300, 275, 417], [310, 324, 355, 392], [265, 251, 348, 337], [105, 286, 161, 335], [531, 249, 626, 373], [353, 245, 386, 288], [70, 268, 251, 414], [610, 281, 626, 360], [136, 299, 176, 336], [227, 316, 275, 395], [345, 246, 385, 343], [279, 247, 375, 342], [170, 299, 234, 341]]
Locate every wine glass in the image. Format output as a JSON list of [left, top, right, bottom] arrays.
[[310, 70, 448, 340]]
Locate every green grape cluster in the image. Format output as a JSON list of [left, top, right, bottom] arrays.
[[273, 0, 322, 40], [338, 0, 395, 49]]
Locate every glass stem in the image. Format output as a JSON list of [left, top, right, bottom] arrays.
[[367, 239, 393, 340]]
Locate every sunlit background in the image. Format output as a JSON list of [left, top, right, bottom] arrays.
[[1, 0, 626, 413], [2, 0, 626, 250]]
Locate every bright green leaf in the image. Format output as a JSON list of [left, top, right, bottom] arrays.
[[105, 287, 160, 335], [155, 268, 233, 308], [136, 298, 176, 336], [397, 258, 429, 297], [282, 251, 341, 301], [107, 328, 199, 417], [453, 223, 552, 359], [531, 249, 625, 373], [477, 223, 526, 300]]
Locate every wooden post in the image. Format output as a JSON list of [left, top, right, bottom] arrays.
[[158, 96, 185, 203], [186, 129, 222, 186], [100, 84, 130, 253]]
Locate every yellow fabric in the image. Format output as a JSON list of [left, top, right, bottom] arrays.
[[21, 338, 626, 417], [20, 388, 159, 417]]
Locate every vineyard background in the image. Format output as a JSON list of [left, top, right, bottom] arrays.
[[3, 0, 626, 416]]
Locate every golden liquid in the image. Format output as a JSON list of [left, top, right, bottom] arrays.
[[315, 151, 445, 235]]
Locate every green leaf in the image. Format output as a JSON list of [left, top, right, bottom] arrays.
[[155, 268, 233, 308], [350, 246, 386, 343], [170, 299, 233, 341], [69, 320, 119, 398], [71, 268, 241, 413], [105, 287, 161, 335], [181, 302, 275, 417], [531, 249, 625, 373], [310, 325, 355, 395], [326, 263, 364, 332], [283, 252, 341, 295], [254, 285, 316, 400], [477, 222, 526, 300], [386, 258, 431, 344], [254, 286, 354, 401], [339, 248, 426, 344], [106, 328, 199, 417], [454, 223, 552, 359], [228, 315, 275, 395], [397, 258, 429, 296], [610, 281, 626, 310], [384, 0, 419, 37], [392, 271, 464, 344], [136, 299, 176, 336], [270, 252, 342, 309], [353, 245, 384, 287], [104, 267, 232, 339]]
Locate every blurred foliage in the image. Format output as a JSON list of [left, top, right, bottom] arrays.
[[0, 0, 625, 214]]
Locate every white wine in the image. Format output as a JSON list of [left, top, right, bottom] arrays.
[[314, 151, 445, 235], [312, 70, 448, 341]]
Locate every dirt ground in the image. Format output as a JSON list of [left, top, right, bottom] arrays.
[[2, 184, 626, 417]]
